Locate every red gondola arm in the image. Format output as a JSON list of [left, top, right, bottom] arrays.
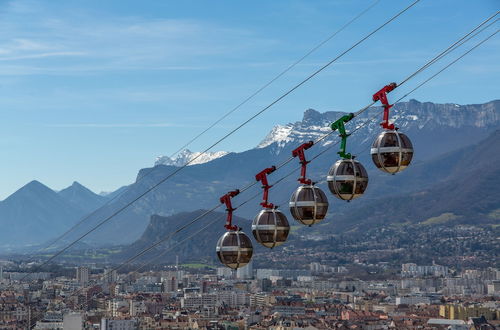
[[373, 82, 397, 130], [220, 189, 240, 231], [292, 141, 314, 185], [255, 166, 276, 209]]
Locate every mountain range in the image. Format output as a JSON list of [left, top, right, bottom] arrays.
[[0, 181, 109, 248], [118, 128, 499, 264], [0, 99, 498, 251]]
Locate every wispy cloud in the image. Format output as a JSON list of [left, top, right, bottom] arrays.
[[45, 123, 193, 128], [0, 1, 277, 76], [0, 51, 86, 61]]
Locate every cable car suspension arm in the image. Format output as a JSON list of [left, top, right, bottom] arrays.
[[292, 141, 314, 185], [220, 190, 240, 230], [255, 166, 277, 209], [330, 113, 355, 159], [373, 82, 398, 130]]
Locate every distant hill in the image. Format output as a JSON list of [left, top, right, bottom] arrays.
[[99, 185, 129, 200], [116, 210, 256, 264], [58, 181, 108, 213], [0, 181, 111, 249], [0, 181, 86, 248]]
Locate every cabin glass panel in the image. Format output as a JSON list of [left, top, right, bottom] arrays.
[[222, 233, 238, 246], [400, 134, 413, 149], [401, 151, 413, 166], [337, 162, 355, 176], [380, 152, 400, 168], [381, 132, 399, 147]]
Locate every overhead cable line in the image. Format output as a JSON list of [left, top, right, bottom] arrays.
[[397, 28, 499, 103], [31, 29, 499, 318], [54, 106, 388, 321], [398, 12, 499, 87], [21, 0, 421, 281], [31, 5, 498, 290], [33, 111, 376, 321], [76, 25, 500, 296], [167, 0, 381, 159], [352, 11, 498, 118], [27, 0, 382, 259], [31, 105, 395, 325]]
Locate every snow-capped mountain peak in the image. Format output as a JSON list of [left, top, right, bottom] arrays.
[[155, 149, 229, 167], [256, 108, 338, 153], [256, 124, 295, 149]]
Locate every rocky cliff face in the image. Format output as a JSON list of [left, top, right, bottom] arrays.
[[257, 99, 500, 156]]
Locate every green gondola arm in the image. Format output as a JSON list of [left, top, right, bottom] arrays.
[[330, 113, 354, 159]]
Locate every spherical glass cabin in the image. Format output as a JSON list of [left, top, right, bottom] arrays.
[[327, 159, 369, 201], [371, 130, 414, 174], [289, 185, 329, 226], [216, 230, 253, 269], [252, 209, 290, 248]]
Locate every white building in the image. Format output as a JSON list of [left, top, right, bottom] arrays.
[[216, 267, 233, 279], [163, 276, 178, 292], [297, 276, 313, 282], [236, 261, 253, 280], [107, 299, 128, 317], [217, 290, 249, 308], [487, 280, 500, 295], [63, 313, 82, 330], [181, 294, 218, 309], [100, 318, 137, 330], [395, 296, 431, 305], [401, 263, 449, 278], [129, 300, 147, 316], [161, 270, 184, 282], [312, 280, 336, 291], [256, 269, 278, 280], [104, 269, 118, 283], [76, 267, 89, 285], [34, 321, 63, 329]]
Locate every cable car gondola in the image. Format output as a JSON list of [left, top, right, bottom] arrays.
[[252, 208, 289, 248], [252, 167, 290, 248], [371, 82, 414, 174], [289, 184, 329, 226], [289, 142, 330, 226], [217, 190, 253, 269], [216, 230, 253, 269], [327, 158, 368, 201], [371, 130, 413, 174], [327, 114, 369, 201]]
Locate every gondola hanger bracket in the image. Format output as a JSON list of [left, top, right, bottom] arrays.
[[373, 82, 397, 130], [292, 141, 314, 185], [331, 113, 354, 159], [220, 189, 240, 231], [255, 166, 276, 209]]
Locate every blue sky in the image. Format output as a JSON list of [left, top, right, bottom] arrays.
[[0, 0, 498, 198]]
